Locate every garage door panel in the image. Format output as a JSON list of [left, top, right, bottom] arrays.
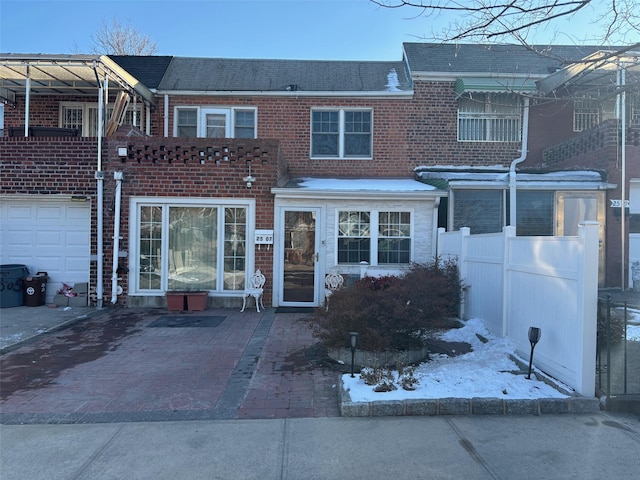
[[5, 229, 36, 247], [65, 231, 90, 247], [1, 197, 90, 304], [6, 205, 32, 222], [37, 206, 64, 222], [36, 231, 64, 247], [66, 205, 91, 222]]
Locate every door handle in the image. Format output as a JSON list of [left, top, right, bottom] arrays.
[[314, 252, 319, 262]]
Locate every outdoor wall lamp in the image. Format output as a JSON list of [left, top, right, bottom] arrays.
[[526, 327, 542, 379], [349, 331, 359, 378], [243, 163, 256, 188]]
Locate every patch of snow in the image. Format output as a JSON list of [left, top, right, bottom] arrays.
[[385, 68, 400, 92], [343, 318, 570, 402]]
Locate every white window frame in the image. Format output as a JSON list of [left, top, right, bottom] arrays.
[[173, 106, 257, 138], [457, 93, 522, 142], [310, 108, 373, 159], [336, 209, 412, 266], [60, 101, 143, 136], [129, 197, 255, 295]]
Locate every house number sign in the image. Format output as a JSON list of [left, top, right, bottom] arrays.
[[610, 200, 630, 208], [255, 230, 274, 244]]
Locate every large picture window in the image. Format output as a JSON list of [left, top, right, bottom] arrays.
[[133, 200, 251, 293], [458, 93, 522, 142], [311, 109, 372, 158], [337, 210, 411, 265]]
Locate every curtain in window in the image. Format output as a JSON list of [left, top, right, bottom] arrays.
[[168, 207, 217, 291]]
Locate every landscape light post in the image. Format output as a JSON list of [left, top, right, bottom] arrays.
[[349, 332, 359, 378], [527, 327, 542, 379]]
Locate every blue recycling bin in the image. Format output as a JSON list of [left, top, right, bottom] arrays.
[[0, 264, 29, 308]]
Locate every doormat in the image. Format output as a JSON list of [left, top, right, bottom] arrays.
[[275, 307, 316, 313], [148, 316, 227, 328]]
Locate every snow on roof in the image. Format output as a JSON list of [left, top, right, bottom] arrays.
[[417, 169, 605, 183], [292, 177, 438, 192]]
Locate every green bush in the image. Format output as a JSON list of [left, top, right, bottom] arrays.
[[309, 259, 462, 352]]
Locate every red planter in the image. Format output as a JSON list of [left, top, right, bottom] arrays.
[[186, 291, 208, 311], [166, 292, 187, 311]]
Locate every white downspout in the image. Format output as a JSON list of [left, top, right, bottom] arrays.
[[111, 171, 124, 304], [24, 67, 30, 136], [94, 63, 106, 309], [509, 97, 530, 228], [620, 64, 627, 289], [164, 94, 169, 137]]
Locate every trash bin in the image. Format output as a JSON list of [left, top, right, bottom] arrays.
[[24, 271, 48, 307], [0, 264, 29, 308]]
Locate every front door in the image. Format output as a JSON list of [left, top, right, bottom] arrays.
[[280, 209, 320, 306]]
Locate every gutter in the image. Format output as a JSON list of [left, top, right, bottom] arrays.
[[509, 97, 530, 228]]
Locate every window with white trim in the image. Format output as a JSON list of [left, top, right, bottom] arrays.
[[60, 102, 143, 136], [311, 109, 372, 158], [573, 97, 600, 132], [458, 93, 522, 142], [174, 106, 256, 138], [134, 200, 251, 293], [337, 210, 411, 265]]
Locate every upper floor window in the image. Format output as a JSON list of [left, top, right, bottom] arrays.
[[458, 93, 522, 142], [573, 97, 600, 132], [311, 109, 372, 158], [60, 102, 143, 137], [174, 107, 256, 138], [631, 95, 640, 125], [337, 210, 411, 265]]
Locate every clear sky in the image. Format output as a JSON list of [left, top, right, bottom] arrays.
[[0, 0, 627, 61]]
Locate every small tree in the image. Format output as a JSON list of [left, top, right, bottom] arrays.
[[90, 19, 158, 55]]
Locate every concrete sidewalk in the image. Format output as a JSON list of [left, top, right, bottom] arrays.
[[2, 413, 639, 480]]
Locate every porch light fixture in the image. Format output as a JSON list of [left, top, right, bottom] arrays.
[[117, 146, 128, 157], [526, 327, 542, 380], [243, 163, 256, 188], [349, 331, 359, 378]]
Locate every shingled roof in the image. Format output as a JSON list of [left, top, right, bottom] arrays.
[[402, 43, 609, 76], [156, 57, 412, 93], [109, 55, 173, 89]]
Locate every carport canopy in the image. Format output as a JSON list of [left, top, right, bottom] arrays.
[[0, 53, 155, 134]]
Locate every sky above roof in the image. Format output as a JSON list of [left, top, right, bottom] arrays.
[[0, 0, 625, 61]]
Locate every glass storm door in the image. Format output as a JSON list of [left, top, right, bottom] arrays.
[[281, 209, 320, 306]]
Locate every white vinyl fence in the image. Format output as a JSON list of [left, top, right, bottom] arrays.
[[437, 222, 600, 396]]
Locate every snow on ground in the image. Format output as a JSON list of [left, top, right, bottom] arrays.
[[623, 308, 640, 341], [342, 318, 571, 403]]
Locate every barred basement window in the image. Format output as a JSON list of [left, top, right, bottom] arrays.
[[631, 95, 640, 125]]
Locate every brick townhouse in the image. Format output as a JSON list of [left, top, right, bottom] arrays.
[[1, 44, 638, 309]]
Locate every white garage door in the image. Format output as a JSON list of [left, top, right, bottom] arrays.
[[0, 197, 91, 303]]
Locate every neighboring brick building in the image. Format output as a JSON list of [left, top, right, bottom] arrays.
[[1, 44, 638, 310]]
